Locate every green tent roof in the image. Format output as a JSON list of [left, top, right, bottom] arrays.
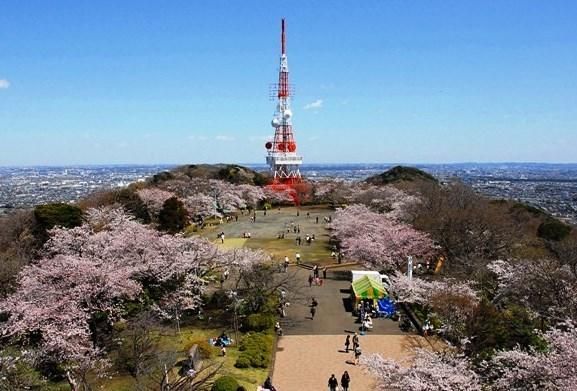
[[351, 275, 387, 300]]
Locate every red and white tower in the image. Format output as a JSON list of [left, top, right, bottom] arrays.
[[265, 19, 303, 185]]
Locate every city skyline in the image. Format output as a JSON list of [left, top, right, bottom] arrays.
[[1, 1, 577, 165]]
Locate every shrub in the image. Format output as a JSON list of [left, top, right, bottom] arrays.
[[211, 376, 239, 391], [235, 333, 273, 369], [185, 339, 216, 359], [537, 219, 572, 241], [234, 356, 250, 368], [243, 313, 275, 332]]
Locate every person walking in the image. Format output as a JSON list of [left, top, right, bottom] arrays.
[[322, 267, 327, 279], [354, 345, 362, 365], [295, 252, 301, 264], [352, 332, 359, 350], [310, 305, 316, 320], [328, 374, 339, 391], [308, 274, 313, 287], [341, 371, 351, 391], [344, 334, 351, 352]]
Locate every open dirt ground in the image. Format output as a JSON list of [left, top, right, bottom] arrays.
[[272, 334, 439, 391]]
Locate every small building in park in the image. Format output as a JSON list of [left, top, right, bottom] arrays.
[[351, 275, 387, 310]]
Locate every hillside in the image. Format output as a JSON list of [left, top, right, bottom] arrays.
[[149, 164, 270, 186], [365, 165, 438, 186]]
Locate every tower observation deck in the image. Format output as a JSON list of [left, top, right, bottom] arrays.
[[265, 19, 303, 185]]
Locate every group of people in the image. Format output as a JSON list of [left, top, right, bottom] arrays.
[[242, 231, 252, 238], [357, 300, 376, 331], [308, 265, 327, 287], [344, 333, 363, 364], [211, 331, 232, 354], [328, 371, 351, 391], [308, 273, 323, 287], [219, 215, 237, 224]]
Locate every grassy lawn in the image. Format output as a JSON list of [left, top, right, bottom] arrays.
[[245, 238, 332, 264], [95, 325, 270, 390], [213, 237, 248, 249]]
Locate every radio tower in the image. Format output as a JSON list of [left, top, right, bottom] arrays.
[[265, 19, 303, 189]]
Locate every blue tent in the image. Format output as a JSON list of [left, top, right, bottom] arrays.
[[377, 297, 396, 317]]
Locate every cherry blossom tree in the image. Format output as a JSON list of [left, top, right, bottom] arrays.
[[351, 184, 422, 222], [312, 180, 355, 205], [388, 273, 434, 305], [208, 180, 246, 211], [263, 187, 295, 205], [487, 259, 577, 323], [158, 178, 210, 198], [236, 184, 265, 209], [485, 323, 577, 390], [331, 204, 435, 270], [362, 350, 481, 391], [389, 273, 479, 342], [184, 193, 220, 220], [0, 207, 249, 387], [225, 248, 271, 272], [363, 323, 577, 390], [136, 188, 175, 218]]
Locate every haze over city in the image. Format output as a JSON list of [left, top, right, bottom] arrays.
[[1, 1, 576, 165]]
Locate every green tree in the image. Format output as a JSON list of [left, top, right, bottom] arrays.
[[115, 188, 151, 223], [537, 219, 572, 241], [158, 197, 188, 233], [466, 300, 544, 361], [33, 203, 83, 243]]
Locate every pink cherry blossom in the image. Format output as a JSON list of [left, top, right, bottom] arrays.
[[136, 188, 175, 217], [331, 204, 435, 269], [362, 349, 482, 391]]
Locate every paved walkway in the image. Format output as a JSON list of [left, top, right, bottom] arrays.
[[270, 267, 428, 390], [200, 205, 438, 390], [272, 334, 436, 391], [280, 267, 402, 336]]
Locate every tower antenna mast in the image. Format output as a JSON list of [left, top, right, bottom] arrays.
[[265, 18, 303, 192]]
